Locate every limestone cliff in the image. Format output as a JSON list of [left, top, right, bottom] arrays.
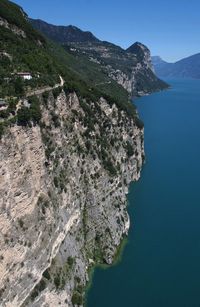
[[0, 90, 144, 306], [104, 42, 167, 96], [63, 41, 168, 97], [0, 2, 146, 305], [30, 19, 169, 97]]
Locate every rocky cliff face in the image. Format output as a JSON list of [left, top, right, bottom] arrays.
[[0, 16, 26, 37], [64, 41, 168, 97], [0, 90, 144, 306], [30, 19, 169, 96], [126, 42, 153, 71]]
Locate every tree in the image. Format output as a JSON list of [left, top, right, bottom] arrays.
[[14, 77, 24, 96], [17, 106, 31, 126]]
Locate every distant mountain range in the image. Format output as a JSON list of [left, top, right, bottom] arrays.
[[152, 54, 200, 79]]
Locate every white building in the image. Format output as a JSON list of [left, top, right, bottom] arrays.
[[17, 72, 32, 80]]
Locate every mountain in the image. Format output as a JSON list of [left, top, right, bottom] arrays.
[[30, 19, 169, 96], [152, 54, 200, 79], [0, 1, 167, 306], [30, 18, 99, 43], [152, 56, 168, 66], [0, 0, 62, 97], [126, 42, 152, 69], [0, 0, 136, 117]]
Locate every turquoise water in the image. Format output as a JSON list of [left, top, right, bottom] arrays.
[[87, 79, 200, 307]]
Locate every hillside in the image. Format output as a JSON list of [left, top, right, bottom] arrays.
[[152, 54, 200, 79], [30, 19, 99, 43], [0, 0, 140, 139], [0, 2, 145, 307], [0, 1, 166, 307], [30, 18, 169, 96], [0, 0, 64, 97], [0, 0, 131, 107]]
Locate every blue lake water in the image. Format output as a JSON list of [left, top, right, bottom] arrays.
[[87, 79, 200, 307]]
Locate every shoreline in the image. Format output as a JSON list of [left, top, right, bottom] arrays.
[[84, 236, 129, 307]]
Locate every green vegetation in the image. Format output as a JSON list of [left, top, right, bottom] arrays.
[[134, 116, 144, 129], [0, 24, 136, 117], [102, 158, 117, 176], [40, 256, 76, 292], [52, 86, 62, 99], [42, 269, 51, 280], [72, 291, 83, 306], [0, 100, 16, 118], [0, 0, 128, 110], [18, 218, 24, 228], [0, 24, 60, 97], [30, 279, 46, 301], [125, 141, 134, 157], [63, 41, 137, 78], [0, 0, 144, 143], [17, 96, 41, 126], [16, 107, 31, 126], [54, 274, 61, 289], [67, 256, 75, 267], [0, 95, 42, 139], [0, 0, 45, 42], [0, 123, 5, 139], [51, 40, 137, 117]]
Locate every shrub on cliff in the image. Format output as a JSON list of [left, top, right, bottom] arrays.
[[17, 106, 31, 126], [134, 116, 144, 129], [29, 96, 41, 123], [126, 141, 134, 157], [16, 96, 41, 126], [0, 123, 5, 139], [72, 292, 83, 306]]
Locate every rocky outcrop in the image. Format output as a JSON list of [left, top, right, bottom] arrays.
[[64, 41, 168, 96], [0, 16, 26, 38], [126, 42, 153, 71], [0, 90, 144, 306], [108, 42, 167, 96], [30, 19, 169, 97]]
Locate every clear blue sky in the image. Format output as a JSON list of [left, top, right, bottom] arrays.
[[14, 0, 200, 62]]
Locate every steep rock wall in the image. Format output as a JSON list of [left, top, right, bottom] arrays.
[[0, 90, 144, 306]]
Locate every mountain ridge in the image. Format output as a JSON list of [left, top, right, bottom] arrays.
[[152, 53, 200, 79], [30, 18, 169, 96], [30, 18, 100, 43]]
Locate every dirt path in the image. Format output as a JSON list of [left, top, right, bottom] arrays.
[[26, 75, 65, 97]]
